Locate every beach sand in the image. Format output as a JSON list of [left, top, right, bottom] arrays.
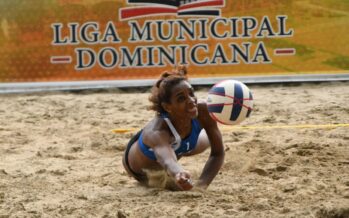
[[0, 81, 348, 217]]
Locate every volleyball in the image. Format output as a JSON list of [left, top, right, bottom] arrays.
[[207, 80, 253, 125]]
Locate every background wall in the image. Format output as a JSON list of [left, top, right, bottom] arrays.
[[0, 0, 348, 83]]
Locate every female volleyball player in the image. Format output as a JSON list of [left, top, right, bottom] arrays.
[[122, 66, 224, 191]]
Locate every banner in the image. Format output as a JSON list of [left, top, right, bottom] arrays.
[[0, 0, 348, 83]]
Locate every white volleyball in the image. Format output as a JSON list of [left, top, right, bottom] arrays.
[[207, 80, 253, 125]]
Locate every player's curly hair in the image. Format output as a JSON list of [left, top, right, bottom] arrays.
[[148, 65, 188, 114]]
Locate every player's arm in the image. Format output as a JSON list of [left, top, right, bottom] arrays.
[[147, 131, 193, 190], [197, 102, 225, 188]]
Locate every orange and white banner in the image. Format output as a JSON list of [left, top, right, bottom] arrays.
[[0, 0, 348, 85]]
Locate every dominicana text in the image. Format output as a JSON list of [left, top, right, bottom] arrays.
[[51, 16, 294, 70]]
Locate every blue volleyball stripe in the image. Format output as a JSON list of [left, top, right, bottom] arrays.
[[230, 83, 243, 121], [208, 104, 224, 113], [246, 91, 253, 118], [208, 87, 225, 96]]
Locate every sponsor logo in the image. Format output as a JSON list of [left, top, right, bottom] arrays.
[[120, 0, 225, 20]]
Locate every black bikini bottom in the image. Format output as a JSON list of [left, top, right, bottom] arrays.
[[124, 130, 147, 183]]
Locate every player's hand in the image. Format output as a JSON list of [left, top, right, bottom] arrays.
[[174, 171, 194, 191]]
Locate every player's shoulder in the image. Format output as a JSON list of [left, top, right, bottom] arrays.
[[197, 100, 217, 128], [197, 100, 209, 115], [142, 117, 172, 146]]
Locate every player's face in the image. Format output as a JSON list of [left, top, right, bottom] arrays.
[[167, 80, 198, 119]]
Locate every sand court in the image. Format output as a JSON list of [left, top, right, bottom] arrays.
[[0, 81, 348, 217]]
